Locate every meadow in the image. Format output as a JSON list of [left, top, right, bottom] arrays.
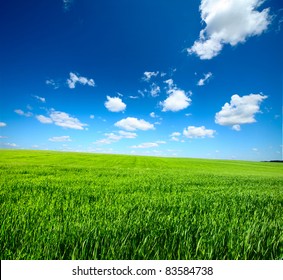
[[0, 150, 282, 260]]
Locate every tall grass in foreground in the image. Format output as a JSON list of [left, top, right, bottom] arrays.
[[0, 150, 283, 259]]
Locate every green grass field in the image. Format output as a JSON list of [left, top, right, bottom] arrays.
[[1, 150, 282, 260]]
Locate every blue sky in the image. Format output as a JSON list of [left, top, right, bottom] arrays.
[[0, 0, 282, 160]]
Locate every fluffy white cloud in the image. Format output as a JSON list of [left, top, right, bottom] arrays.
[[0, 122, 7, 127], [36, 110, 87, 130], [67, 72, 95, 89], [164, 79, 174, 87], [183, 126, 216, 138], [95, 130, 137, 145], [160, 89, 191, 112], [232, 124, 241, 131], [215, 93, 268, 130], [197, 72, 212, 86], [49, 110, 87, 130], [48, 136, 71, 142], [34, 95, 46, 103], [36, 115, 53, 124], [104, 96, 126, 112], [143, 71, 159, 82], [14, 109, 33, 117], [188, 0, 271, 59], [115, 117, 155, 131], [160, 79, 192, 112]]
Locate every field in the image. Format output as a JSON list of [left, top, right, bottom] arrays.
[[1, 150, 282, 260]]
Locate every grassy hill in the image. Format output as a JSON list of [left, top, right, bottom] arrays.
[[1, 150, 282, 259]]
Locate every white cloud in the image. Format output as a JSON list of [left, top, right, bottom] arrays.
[[188, 0, 271, 59], [137, 90, 145, 98], [164, 79, 174, 87], [49, 110, 87, 130], [49, 136, 72, 142], [36, 115, 53, 124], [94, 138, 113, 145], [34, 95, 46, 103], [131, 142, 159, 149], [197, 72, 212, 86], [131, 140, 166, 149], [150, 83, 161, 97], [14, 109, 33, 117], [215, 93, 268, 130], [129, 95, 139, 99], [143, 71, 159, 82], [232, 124, 241, 131], [183, 126, 216, 138], [160, 89, 191, 112], [67, 72, 95, 89], [90, 115, 95, 119], [104, 96, 126, 112], [118, 131, 137, 138], [95, 130, 137, 145], [170, 132, 181, 141], [46, 79, 59, 89], [115, 117, 155, 131], [160, 79, 192, 112], [0, 122, 7, 127], [156, 141, 166, 144], [3, 143, 17, 147], [171, 132, 181, 137], [36, 110, 87, 130]]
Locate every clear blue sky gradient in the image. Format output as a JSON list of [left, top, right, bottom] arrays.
[[0, 0, 282, 160]]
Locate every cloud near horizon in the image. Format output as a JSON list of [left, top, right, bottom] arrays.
[[131, 141, 166, 149], [48, 136, 72, 142], [95, 130, 137, 145]]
